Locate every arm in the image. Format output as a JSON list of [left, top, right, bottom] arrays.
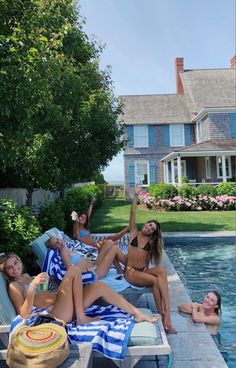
[[129, 185, 141, 235], [178, 303, 193, 314], [87, 198, 95, 220], [58, 246, 72, 270], [191, 303, 220, 325], [107, 225, 130, 241], [8, 273, 48, 318]]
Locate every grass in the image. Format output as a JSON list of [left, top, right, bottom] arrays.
[[91, 199, 236, 233]]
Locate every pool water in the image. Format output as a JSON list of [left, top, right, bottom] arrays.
[[165, 243, 236, 368]]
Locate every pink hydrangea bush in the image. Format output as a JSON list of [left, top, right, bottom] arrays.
[[139, 191, 236, 211]]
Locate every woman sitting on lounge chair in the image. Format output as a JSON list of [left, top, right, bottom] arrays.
[[46, 235, 127, 279], [124, 185, 176, 334], [178, 291, 221, 335], [0, 252, 158, 324]]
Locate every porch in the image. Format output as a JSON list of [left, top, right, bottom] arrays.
[[161, 139, 236, 186]]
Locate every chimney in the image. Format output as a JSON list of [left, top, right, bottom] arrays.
[[175, 57, 184, 94], [230, 55, 236, 68]]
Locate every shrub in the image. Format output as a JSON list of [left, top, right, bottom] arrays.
[[196, 184, 217, 197], [162, 184, 178, 199], [38, 201, 66, 233], [216, 182, 236, 196], [0, 199, 41, 272], [158, 194, 236, 211], [178, 184, 197, 198], [147, 183, 178, 199]]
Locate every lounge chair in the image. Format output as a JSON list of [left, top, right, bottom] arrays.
[[0, 272, 93, 368], [27, 229, 172, 367]]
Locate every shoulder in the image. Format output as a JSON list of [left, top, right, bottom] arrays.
[[8, 280, 23, 293]]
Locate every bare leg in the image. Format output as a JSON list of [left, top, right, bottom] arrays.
[[146, 267, 176, 333], [50, 265, 99, 325], [83, 281, 159, 323], [125, 266, 163, 315], [95, 242, 127, 278]]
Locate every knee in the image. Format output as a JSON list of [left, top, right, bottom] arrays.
[[156, 267, 166, 277], [68, 264, 81, 276], [106, 239, 114, 247], [125, 266, 135, 278]]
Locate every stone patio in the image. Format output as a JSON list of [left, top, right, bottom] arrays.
[[92, 232, 234, 367]]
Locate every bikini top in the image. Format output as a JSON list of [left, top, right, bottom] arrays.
[[130, 236, 152, 252], [15, 280, 41, 295], [80, 229, 90, 238]]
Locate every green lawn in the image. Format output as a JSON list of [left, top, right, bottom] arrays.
[[91, 199, 236, 233]]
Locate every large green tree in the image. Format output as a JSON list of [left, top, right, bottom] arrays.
[[0, 0, 124, 204]]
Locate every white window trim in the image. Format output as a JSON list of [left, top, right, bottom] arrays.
[[205, 157, 211, 179], [134, 160, 150, 186], [216, 156, 232, 179], [170, 124, 185, 147], [134, 125, 148, 148]]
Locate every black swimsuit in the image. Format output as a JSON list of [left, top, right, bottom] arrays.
[[126, 236, 152, 272], [130, 236, 152, 252]]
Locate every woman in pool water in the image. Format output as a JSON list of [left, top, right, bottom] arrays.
[[124, 185, 176, 334], [178, 291, 221, 335], [0, 252, 158, 324]]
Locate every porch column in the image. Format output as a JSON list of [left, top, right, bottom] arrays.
[[166, 162, 170, 183], [163, 162, 166, 183], [171, 159, 175, 184], [177, 155, 182, 185], [222, 155, 227, 182]]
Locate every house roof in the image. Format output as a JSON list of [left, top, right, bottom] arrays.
[[161, 139, 236, 160], [119, 94, 191, 124], [180, 68, 236, 115], [174, 139, 236, 153]]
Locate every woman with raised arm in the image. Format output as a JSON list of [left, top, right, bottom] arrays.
[[0, 253, 158, 324], [124, 185, 176, 334], [178, 291, 221, 335], [72, 196, 97, 246]]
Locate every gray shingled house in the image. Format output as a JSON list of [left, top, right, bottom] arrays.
[[121, 56, 236, 198]]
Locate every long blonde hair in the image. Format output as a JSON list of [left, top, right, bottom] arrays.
[[0, 253, 23, 282]]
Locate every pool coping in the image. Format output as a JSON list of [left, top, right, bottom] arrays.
[[93, 231, 232, 367]]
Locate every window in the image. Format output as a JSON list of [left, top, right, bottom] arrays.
[[135, 161, 149, 186], [216, 156, 232, 178], [205, 157, 211, 179], [134, 125, 148, 147], [196, 121, 204, 143], [170, 124, 184, 146]]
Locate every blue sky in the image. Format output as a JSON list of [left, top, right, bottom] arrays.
[[78, 0, 235, 183]]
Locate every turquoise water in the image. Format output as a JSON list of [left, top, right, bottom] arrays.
[[165, 243, 236, 368]]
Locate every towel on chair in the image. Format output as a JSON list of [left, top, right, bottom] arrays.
[[42, 249, 96, 285], [9, 305, 135, 360]]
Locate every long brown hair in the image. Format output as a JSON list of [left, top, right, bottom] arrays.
[[0, 252, 23, 282], [147, 220, 163, 265]]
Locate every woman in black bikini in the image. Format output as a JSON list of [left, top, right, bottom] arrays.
[[124, 185, 176, 334]]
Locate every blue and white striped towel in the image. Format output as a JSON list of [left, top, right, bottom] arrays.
[[42, 249, 96, 285], [9, 305, 135, 360]]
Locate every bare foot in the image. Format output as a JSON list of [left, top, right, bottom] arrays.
[[163, 315, 177, 334], [134, 309, 160, 323], [77, 315, 100, 325]]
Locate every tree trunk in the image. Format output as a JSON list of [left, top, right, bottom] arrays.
[[26, 188, 33, 208]]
